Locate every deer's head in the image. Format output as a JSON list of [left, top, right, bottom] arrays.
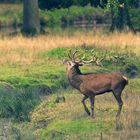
[[63, 50, 83, 71]]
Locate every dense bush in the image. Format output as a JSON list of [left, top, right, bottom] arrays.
[[128, 0, 140, 8], [46, 45, 140, 78], [130, 8, 140, 31], [83, 46, 140, 77], [40, 6, 103, 28], [0, 88, 40, 121]]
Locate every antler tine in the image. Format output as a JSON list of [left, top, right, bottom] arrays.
[[68, 50, 72, 60], [81, 56, 103, 67], [68, 50, 76, 61], [94, 57, 103, 67], [95, 59, 103, 66], [72, 50, 79, 62], [68, 50, 79, 62], [68, 50, 103, 66], [80, 56, 95, 64]]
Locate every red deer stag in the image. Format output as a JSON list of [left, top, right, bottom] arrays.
[[63, 50, 128, 118]]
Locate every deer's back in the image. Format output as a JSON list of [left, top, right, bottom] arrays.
[[79, 72, 125, 95]]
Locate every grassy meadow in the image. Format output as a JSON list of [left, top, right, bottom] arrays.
[[0, 31, 140, 139]]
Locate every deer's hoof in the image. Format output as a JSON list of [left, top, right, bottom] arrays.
[[87, 112, 91, 116], [91, 115, 95, 119], [85, 110, 91, 116]]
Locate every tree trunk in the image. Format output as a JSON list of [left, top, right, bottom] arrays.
[[22, 0, 40, 35]]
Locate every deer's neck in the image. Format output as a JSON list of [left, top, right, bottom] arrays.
[[68, 66, 82, 90]]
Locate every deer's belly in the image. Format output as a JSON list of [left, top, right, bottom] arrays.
[[80, 82, 112, 95]]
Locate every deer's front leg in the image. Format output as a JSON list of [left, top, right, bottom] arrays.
[[82, 95, 90, 116]]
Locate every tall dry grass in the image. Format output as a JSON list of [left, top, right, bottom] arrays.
[[0, 32, 140, 64]]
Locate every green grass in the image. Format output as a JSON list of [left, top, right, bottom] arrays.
[[31, 79, 140, 140], [38, 119, 112, 140], [0, 61, 68, 91], [0, 119, 36, 140], [0, 44, 140, 139], [30, 46, 140, 140], [33, 79, 140, 140], [32, 91, 115, 140], [0, 45, 139, 122], [0, 88, 41, 121], [45, 48, 68, 59]]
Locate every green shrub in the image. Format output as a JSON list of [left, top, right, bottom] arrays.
[[0, 4, 22, 25], [47, 45, 140, 78], [130, 8, 140, 31], [122, 63, 139, 78], [40, 6, 104, 28], [63, 45, 140, 77]]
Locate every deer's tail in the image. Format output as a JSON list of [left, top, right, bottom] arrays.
[[123, 76, 128, 85]]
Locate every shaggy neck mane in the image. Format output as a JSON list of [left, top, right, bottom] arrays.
[[68, 66, 82, 90], [69, 66, 82, 76]]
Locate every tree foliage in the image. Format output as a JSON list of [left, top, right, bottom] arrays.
[[106, 0, 135, 32]]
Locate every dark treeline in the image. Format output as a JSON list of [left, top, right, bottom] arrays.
[[0, 0, 139, 9], [38, 0, 140, 10], [0, 0, 22, 3]]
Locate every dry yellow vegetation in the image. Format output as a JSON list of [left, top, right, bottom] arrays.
[[0, 32, 140, 50], [0, 32, 140, 65]]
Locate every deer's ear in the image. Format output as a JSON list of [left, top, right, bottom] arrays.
[[69, 61, 75, 66], [63, 59, 68, 64], [75, 62, 83, 66], [78, 63, 83, 66], [68, 61, 71, 65]]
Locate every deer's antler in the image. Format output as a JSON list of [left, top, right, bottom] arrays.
[[81, 56, 103, 66], [68, 50, 79, 62], [68, 50, 103, 66]]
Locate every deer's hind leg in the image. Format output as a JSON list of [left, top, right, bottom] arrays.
[[89, 95, 95, 118], [112, 90, 123, 117], [82, 95, 90, 116]]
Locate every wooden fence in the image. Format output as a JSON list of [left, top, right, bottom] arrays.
[[61, 14, 111, 28]]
